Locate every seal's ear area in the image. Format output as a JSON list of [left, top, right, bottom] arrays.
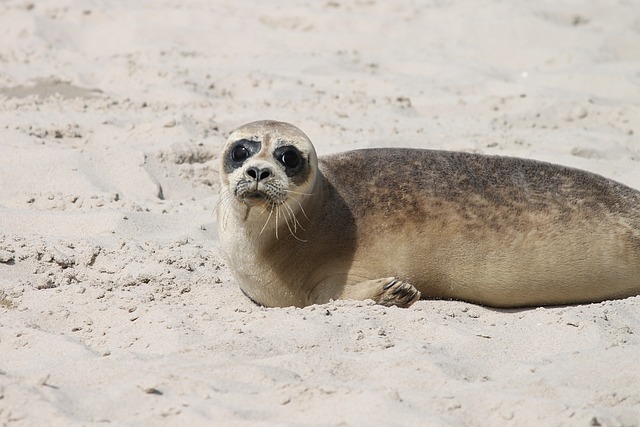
[[223, 139, 262, 174]]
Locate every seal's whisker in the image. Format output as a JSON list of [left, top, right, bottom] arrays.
[[284, 189, 315, 196], [274, 204, 280, 240], [284, 201, 306, 232], [288, 196, 310, 222], [259, 204, 275, 235], [282, 202, 297, 232], [218, 190, 234, 231], [282, 205, 295, 234], [281, 203, 308, 242]]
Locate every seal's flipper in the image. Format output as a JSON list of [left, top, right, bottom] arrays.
[[336, 276, 421, 308]]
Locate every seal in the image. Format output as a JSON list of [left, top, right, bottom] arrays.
[[216, 120, 640, 308]]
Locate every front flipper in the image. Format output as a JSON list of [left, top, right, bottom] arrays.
[[337, 276, 421, 308]]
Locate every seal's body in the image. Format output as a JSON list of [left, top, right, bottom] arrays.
[[217, 120, 640, 308]]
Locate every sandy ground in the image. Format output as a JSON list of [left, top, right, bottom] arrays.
[[1, 0, 640, 425]]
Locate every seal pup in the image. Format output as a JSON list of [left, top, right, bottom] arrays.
[[216, 120, 640, 308]]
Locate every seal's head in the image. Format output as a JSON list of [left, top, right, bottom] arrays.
[[218, 120, 318, 239]]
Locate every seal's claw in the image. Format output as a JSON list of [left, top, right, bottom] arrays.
[[378, 277, 421, 308], [383, 278, 399, 290]]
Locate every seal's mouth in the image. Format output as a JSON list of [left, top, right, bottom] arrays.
[[239, 190, 270, 205], [244, 190, 266, 200], [233, 179, 287, 206]]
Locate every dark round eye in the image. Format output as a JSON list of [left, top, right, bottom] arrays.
[[231, 145, 249, 162], [280, 150, 300, 168]]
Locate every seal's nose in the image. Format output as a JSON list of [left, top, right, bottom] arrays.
[[246, 166, 272, 182]]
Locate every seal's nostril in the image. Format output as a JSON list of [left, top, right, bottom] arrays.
[[246, 167, 271, 182]]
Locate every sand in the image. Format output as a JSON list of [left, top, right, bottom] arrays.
[[1, 0, 639, 425]]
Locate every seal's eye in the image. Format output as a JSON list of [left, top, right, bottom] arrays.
[[280, 150, 300, 169], [231, 145, 249, 162]]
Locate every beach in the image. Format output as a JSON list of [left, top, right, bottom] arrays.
[[1, 0, 639, 425]]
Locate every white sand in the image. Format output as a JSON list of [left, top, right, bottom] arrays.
[[1, 0, 640, 425]]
